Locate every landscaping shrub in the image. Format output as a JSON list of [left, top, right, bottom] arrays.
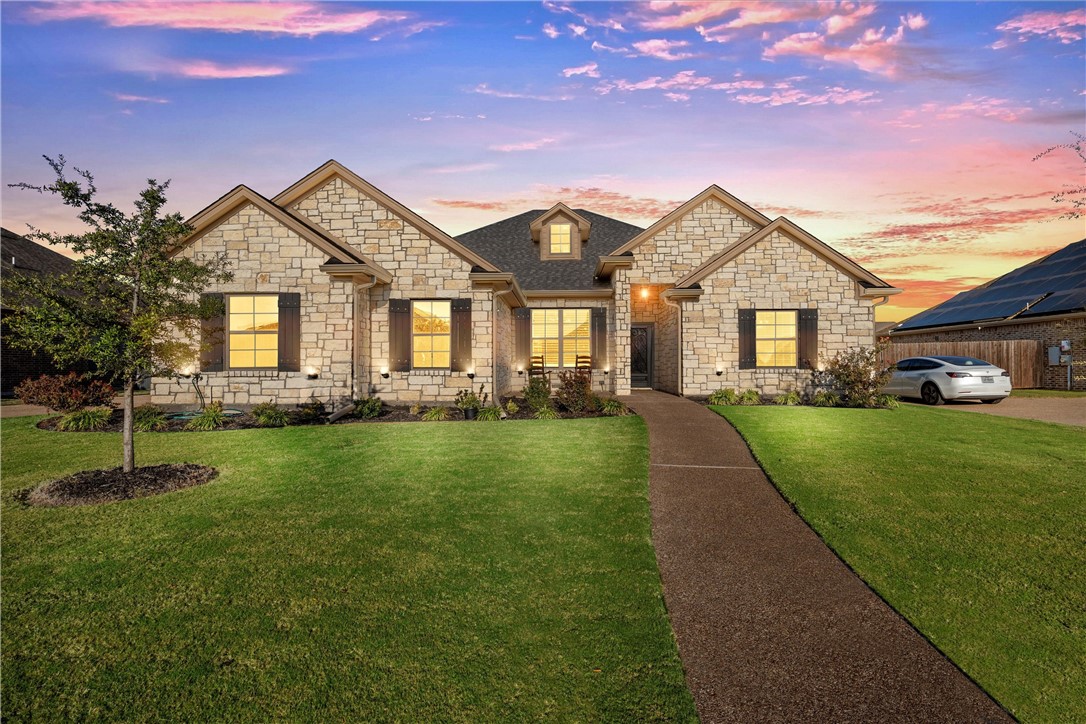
[[599, 397, 630, 416], [454, 384, 488, 412], [811, 390, 840, 408], [505, 399, 520, 415], [876, 394, 900, 410], [421, 406, 450, 421], [133, 404, 168, 432], [185, 401, 227, 431], [15, 373, 114, 412], [773, 390, 803, 406], [555, 369, 593, 413], [524, 376, 551, 412], [353, 397, 383, 419], [476, 405, 502, 421], [251, 401, 289, 428], [819, 342, 894, 408], [738, 389, 762, 406], [707, 388, 739, 406], [409, 403, 423, 417], [295, 399, 326, 423], [56, 407, 112, 431], [533, 404, 559, 420]]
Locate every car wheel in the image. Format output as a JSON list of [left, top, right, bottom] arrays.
[[921, 382, 944, 406], [981, 398, 1004, 405]]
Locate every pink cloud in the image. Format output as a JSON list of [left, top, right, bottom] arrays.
[[632, 38, 696, 60], [764, 14, 929, 78], [21, 1, 427, 38], [568, 23, 588, 38], [591, 41, 632, 55], [664, 92, 690, 102], [994, 8, 1085, 46], [923, 96, 1032, 124], [110, 92, 169, 104], [562, 62, 600, 78], [472, 84, 573, 102], [595, 70, 714, 95], [543, 1, 626, 31], [733, 85, 878, 107], [639, 1, 862, 31], [427, 163, 498, 175], [542, 23, 560, 38], [433, 187, 683, 221], [172, 60, 290, 79], [824, 4, 877, 35], [489, 137, 558, 153]]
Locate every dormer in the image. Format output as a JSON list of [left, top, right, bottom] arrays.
[[530, 203, 591, 261]]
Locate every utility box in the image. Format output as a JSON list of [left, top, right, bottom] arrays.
[[1048, 346, 1062, 365]]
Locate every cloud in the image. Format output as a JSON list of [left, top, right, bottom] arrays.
[[664, 92, 690, 102], [632, 38, 696, 60], [596, 70, 715, 95], [994, 8, 1085, 47], [568, 23, 588, 38], [433, 186, 684, 220], [20, 1, 433, 38], [764, 14, 930, 78], [542, 22, 560, 38], [427, 163, 498, 175], [591, 40, 632, 55], [110, 92, 169, 104], [432, 199, 515, 212], [845, 206, 1060, 253], [922, 96, 1032, 123], [639, 1, 850, 31], [881, 276, 992, 309], [823, 4, 877, 35], [732, 85, 877, 106], [472, 83, 573, 102], [562, 62, 600, 78], [489, 137, 558, 152], [543, 1, 626, 31], [170, 60, 291, 79]]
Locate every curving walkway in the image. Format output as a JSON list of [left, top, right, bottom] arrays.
[[624, 390, 1009, 723]]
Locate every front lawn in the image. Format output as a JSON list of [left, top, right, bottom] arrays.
[[1, 417, 695, 721], [713, 405, 1085, 722]]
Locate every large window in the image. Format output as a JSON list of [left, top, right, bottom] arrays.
[[532, 308, 590, 367], [412, 300, 451, 368], [229, 295, 279, 369], [755, 310, 797, 367], [549, 224, 571, 255]]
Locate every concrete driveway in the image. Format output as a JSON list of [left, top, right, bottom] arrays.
[[904, 396, 1085, 427]]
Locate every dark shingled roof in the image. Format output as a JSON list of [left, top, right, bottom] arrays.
[[455, 209, 643, 290], [896, 238, 1086, 331], [1, 228, 76, 310]]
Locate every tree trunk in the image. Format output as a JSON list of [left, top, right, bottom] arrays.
[[122, 376, 135, 474]]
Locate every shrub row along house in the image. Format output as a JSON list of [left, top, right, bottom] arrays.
[[151, 161, 900, 406]]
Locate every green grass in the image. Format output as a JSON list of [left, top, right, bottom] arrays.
[[1012, 388, 1086, 398], [1, 417, 695, 722], [712, 405, 1085, 722]]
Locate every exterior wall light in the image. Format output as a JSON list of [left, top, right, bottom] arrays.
[[380, 366, 390, 379], [467, 369, 476, 380], [180, 366, 194, 378], [517, 364, 524, 376], [604, 367, 610, 375], [715, 368, 723, 376], [306, 367, 319, 380], [641, 287, 649, 299]]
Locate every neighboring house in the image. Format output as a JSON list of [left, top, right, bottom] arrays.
[[890, 239, 1086, 390], [151, 160, 900, 406], [0, 228, 89, 396]]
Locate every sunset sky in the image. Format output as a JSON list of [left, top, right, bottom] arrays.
[[2, 1, 1084, 321]]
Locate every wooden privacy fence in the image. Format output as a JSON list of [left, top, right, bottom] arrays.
[[885, 339, 1043, 389]]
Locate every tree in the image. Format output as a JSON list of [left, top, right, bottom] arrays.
[[1033, 130, 1086, 219], [6, 155, 231, 473]]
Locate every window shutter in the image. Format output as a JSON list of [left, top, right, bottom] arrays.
[[514, 308, 531, 372], [450, 298, 472, 372], [278, 292, 301, 372], [389, 298, 411, 372], [738, 309, 756, 370], [590, 307, 607, 369], [798, 309, 818, 369], [199, 292, 224, 372]]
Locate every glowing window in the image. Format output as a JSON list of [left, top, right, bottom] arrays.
[[532, 308, 591, 367], [412, 300, 451, 368], [229, 295, 279, 369], [755, 310, 797, 367], [549, 224, 571, 255]]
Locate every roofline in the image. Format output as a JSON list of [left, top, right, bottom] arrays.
[[530, 202, 592, 241], [609, 185, 772, 256], [272, 160, 502, 273], [890, 310, 1086, 336], [468, 271, 528, 308], [594, 254, 634, 279], [523, 288, 614, 299], [318, 262, 393, 285]]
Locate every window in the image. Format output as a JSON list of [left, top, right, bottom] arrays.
[[755, 310, 797, 367], [412, 300, 451, 368], [229, 295, 279, 368], [532, 308, 590, 367], [549, 224, 571, 255]]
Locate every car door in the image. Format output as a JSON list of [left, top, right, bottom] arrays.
[[886, 359, 913, 394], [903, 359, 940, 396]]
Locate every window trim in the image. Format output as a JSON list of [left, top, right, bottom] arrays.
[[226, 293, 280, 370], [754, 309, 799, 369], [530, 307, 592, 369], [549, 223, 572, 256], [410, 298, 453, 370]]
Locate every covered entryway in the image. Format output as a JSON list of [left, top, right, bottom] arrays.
[[631, 325, 653, 388], [630, 284, 679, 393]]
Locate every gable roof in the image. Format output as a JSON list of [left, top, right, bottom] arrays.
[[273, 160, 501, 272], [675, 217, 899, 294], [1, 228, 77, 311], [456, 209, 643, 290], [895, 238, 1086, 331], [610, 185, 772, 256], [529, 203, 592, 241]]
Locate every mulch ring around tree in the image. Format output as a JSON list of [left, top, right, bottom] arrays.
[[17, 464, 218, 507]]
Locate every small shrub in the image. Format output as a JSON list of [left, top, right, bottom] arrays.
[[15, 373, 114, 412], [599, 397, 630, 416], [251, 401, 289, 428], [811, 390, 840, 408], [773, 390, 803, 406], [707, 388, 739, 406], [56, 407, 112, 431], [296, 399, 326, 423], [409, 403, 423, 416], [422, 406, 450, 421], [876, 394, 900, 410], [555, 369, 592, 413], [524, 376, 551, 412], [738, 389, 762, 406], [819, 342, 895, 409], [584, 392, 601, 413], [505, 399, 519, 415], [454, 384, 488, 411], [476, 405, 502, 421], [133, 404, 168, 432], [533, 404, 559, 420], [354, 397, 383, 419], [185, 401, 227, 431]]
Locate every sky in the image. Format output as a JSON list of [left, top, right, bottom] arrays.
[[2, 1, 1084, 322]]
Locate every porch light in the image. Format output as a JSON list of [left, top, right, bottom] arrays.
[[517, 364, 524, 376], [640, 287, 649, 299], [180, 366, 194, 378], [715, 368, 723, 376], [604, 367, 610, 375], [380, 366, 390, 379], [306, 366, 319, 380], [467, 368, 476, 380]]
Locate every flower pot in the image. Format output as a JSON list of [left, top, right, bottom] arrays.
[[463, 407, 477, 420]]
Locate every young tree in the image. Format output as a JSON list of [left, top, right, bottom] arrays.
[[1033, 130, 1086, 219], [6, 155, 231, 473]]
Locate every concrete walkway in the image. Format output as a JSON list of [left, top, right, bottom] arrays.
[[624, 390, 1009, 723]]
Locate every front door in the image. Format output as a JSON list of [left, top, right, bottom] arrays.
[[631, 325, 653, 388]]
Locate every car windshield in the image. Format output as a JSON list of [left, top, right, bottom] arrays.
[[930, 356, 993, 367]]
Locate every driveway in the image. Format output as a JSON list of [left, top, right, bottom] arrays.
[[905, 396, 1085, 427]]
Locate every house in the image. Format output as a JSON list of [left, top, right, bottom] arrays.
[[890, 239, 1086, 390], [150, 160, 900, 406]]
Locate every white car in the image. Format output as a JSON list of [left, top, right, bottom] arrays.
[[884, 355, 1012, 405]]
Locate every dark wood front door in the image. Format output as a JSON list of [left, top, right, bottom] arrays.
[[631, 325, 653, 388]]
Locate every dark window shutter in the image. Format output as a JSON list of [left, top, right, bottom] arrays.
[[514, 308, 531, 372], [738, 309, 756, 370], [200, 292, 224, 372], [389, 298, 411, 372], [798, 309, 818, 369], [278, 293, 301, 372], [590, 307, 607, 369], [450, 298, 472, 372]]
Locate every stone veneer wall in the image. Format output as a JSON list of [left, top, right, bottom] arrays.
[[291, 178, 494, 403], [630, 285, 679, 394], [150, 203, 353, 406], [683, 230, 874, 396]]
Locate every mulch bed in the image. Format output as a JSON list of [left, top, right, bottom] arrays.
[[18, 463, 218, 507]]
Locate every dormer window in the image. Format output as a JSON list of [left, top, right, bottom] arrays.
[[550, 224, 572, 255]]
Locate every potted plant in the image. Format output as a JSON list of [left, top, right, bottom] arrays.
[[454, 384, 488, 420]]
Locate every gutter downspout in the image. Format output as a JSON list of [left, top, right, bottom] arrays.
[[494, 283, 521, 397]]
